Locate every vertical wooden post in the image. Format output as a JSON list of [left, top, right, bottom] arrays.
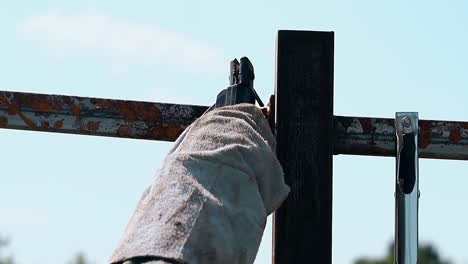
[[273, 30, 334, 263]]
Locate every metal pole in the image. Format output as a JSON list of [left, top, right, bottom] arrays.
[[394, 113, 419, 264]]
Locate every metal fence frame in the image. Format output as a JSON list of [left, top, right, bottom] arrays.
[[1, 30, 467, 264]]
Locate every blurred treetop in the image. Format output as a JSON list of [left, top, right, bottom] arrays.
[[355, 243, 451, 264], [0, 236, 14, 264]]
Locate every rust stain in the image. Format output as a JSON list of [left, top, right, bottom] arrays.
[[116, 102, 161, 122], [94, 99, 117, 110], [148, 126, 162, 139], [358, 118, 373, 134], [118, 102, 136, 121], [18, 112, 36, 129], [70, 105, 81, 116], [12, 94, 54, 112], [54, 104, 63, 111], [94, 99, 105, 108], [41, 121, 50, 129], [418, 121, 432, 149], [136, 104, 161, 121], [148, 124, 183, 140], [117, 125, 130, 137], [358, 118, 376, 145], [86, 121, 100, 131], [166, 126, 182, 139], [28, 98, 53, 112], [449, 129, 462, 144], [4, 97, 37, 128], [54, 121, 63, 129], [0, 95, 7, 107], [62, 96, 72, 104], [0, 116, 7, 126], [7, 102, 20, 115]]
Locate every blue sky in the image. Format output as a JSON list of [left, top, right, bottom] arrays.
[[0, 1, 467, 263]]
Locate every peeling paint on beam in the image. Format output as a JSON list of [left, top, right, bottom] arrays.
[[0, 90, 208, 141], [334, 116, 468, 160], [1, 91, 467, 160]]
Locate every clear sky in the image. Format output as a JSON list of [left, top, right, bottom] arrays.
[[1, 1, 467, 263]]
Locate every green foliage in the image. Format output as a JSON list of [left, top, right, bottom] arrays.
[[354, 243, 451, 264], [1, 234, 92, 264], [0, 236, 14, 264], [67, 252, 91, 264]]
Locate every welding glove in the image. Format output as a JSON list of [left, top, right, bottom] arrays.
[[109, 104, 289, 264]]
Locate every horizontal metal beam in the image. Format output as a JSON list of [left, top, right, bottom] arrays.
[[0, 90, 208, 141], [334, 116, 468, 160], [1, 90, 467, 160]]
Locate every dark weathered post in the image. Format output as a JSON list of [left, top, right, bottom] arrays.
[[273, 30, 335, 263]]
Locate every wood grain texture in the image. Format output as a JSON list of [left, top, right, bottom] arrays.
[[273, 30, 334, 264]]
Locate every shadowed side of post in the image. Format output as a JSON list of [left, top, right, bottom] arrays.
[[273, 30, 335, 263]]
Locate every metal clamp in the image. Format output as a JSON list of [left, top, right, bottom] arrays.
[[215, 57, 264, 108], [394, 112, 419, 264]]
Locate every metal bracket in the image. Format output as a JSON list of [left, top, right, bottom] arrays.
[[395, 112, 419, 264]]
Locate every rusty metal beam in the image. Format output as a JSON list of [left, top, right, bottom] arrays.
[[334, 116, 468, 160], [1, 90, 467, 160], [0, 90, 208, 141]]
